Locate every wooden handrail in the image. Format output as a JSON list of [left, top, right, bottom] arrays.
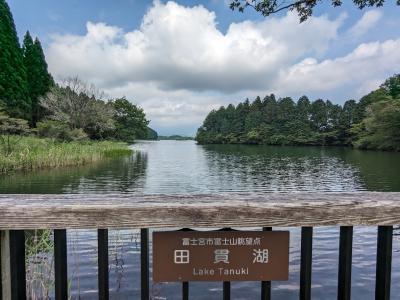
[[0, 192, 400, 229]]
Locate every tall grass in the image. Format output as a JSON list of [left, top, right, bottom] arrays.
[[0, 135, 133, 174]]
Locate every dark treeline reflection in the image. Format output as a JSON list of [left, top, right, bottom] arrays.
[[201, 144, 400, 192], [0, 152, 148, 194]]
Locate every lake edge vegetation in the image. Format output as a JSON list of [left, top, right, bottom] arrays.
[[0, 0, 153, 174], [0, 136, 132, 174], [196, 74, 400, 152]]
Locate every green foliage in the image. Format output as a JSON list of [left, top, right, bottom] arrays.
[[22, 32, 54, 126], [0, 0, 30, 118], [0, 107, 30, 155], [229, 0, 397, 22], [0, 135, 132, 174], [37, 120, 88, 142], [40, 78, 115, 139], [146, 127, 159, 140], [352, 98, 400, 151], [113, 97, 149, 143], [196, 75, 400, 152], [40, 79, 150, 143], [380, 74, 400, 99]]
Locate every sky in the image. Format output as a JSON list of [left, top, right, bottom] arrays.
[[8, 0, 400, 136]]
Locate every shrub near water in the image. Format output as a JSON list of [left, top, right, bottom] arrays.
[[0, 135, 132, 174]]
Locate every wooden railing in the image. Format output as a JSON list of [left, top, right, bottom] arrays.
[[1, 192, 400, 300]]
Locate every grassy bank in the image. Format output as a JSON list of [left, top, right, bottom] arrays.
[[0, 135, 133, 174]]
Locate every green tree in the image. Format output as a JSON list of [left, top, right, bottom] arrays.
[[146, 127, 158, 140], [380, 74, 400, 99], [310, 99, 328, 132], [229, 0, 398, 22], [22, 32, 54, 126], [353, 99, 400, 151], [113, 97, 149, 143], [0, 0, 29, 118]]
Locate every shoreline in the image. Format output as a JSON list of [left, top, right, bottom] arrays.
[[0, 135, 133, 175]]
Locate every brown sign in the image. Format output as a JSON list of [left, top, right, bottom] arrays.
[[153, 231, 289, 282]]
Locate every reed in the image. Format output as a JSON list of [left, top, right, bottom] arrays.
[[0, 135, 133, 174]]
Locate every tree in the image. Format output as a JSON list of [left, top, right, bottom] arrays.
[[113, 97, 149, 143], [22, 32, 54, 126], [146, 127, 158, 140], [229, 0, 397, 22], [0, 0, 29, 118], [353, 98, 400, 151], [40, 77, 115, 139], [380, 74, 400, 99]]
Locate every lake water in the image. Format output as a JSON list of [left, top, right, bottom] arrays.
[[1, 140, 400, 299]]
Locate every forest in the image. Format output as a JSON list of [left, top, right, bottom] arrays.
[[0, 0, 152, 145], [196, 75, 400, 151]]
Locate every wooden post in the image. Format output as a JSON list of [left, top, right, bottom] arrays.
[[1, 230, 26, 300], [1, 231, 11, 300]]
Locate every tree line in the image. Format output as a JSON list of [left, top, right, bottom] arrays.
[[0, 0, 152, 146], [196, 74, 400, 151]]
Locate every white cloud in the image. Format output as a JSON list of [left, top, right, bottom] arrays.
[[47, 1, 344, 93], [275, 39, 400, 96], [348, 10, 382, 37], [45, 1, 398, 134]]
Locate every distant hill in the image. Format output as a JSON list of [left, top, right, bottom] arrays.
[[158, 135, 194, 141]]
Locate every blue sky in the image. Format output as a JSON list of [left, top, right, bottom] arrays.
[[8, 0, 400, 135]]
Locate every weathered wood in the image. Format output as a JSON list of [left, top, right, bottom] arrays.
[[0, 193, 400, 229], [1, 231, 11, 300]]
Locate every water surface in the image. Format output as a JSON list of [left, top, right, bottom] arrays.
[[1, 140, 400, 299]]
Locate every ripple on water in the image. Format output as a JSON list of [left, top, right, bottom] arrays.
[[3, 141, 400, 298]]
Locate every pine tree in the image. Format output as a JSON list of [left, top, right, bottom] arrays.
[[23, 31, 54, 125], [0, 0, 29, 118]]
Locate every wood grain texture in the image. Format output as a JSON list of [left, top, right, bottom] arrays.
[[0, 193, 400, 229]]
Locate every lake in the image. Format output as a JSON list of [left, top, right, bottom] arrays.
[[1, 140, 400, 299]]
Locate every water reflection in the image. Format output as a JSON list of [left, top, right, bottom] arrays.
[[2, 140, 400, 299], [201, 144, 366, 192], [0, 151, 148, 194]]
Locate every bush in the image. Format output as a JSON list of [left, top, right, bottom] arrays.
[[37, 120, 88, 142]]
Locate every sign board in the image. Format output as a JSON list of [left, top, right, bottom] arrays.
[[153, 230, 289, 282]]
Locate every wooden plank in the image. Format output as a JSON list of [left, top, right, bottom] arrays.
[[300, 227, 313, 300], [98, 229, 109, 300], [375, 226, 393, 300], [54, 229, 68, 300], [0, 193, 400, 229], [337, 226, 353, 300]]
